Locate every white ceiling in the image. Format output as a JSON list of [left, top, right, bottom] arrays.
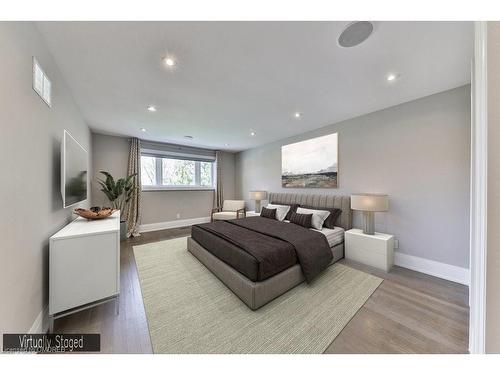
[[36, 21, 473, 151]]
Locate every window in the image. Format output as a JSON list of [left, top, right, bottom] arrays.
[[141, 155, 215, 190], [32, 57, 51, 107], [141, 156, 156, 186]]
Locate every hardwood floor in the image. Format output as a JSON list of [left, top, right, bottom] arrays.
[[53, 227, 469, 354], [53, 227, 190, 354], [326, 260, 469, 353]]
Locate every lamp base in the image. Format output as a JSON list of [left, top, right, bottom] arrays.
[[254, 200, 262, 213], [362, 211, 375, 235]]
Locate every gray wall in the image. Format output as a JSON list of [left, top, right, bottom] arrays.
[[486, 21, 500, 353], [0, 22, 91, 340], [235, 86, 471, 268], [92, 133, 236, 224]]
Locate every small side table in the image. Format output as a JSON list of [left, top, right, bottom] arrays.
[[345, 229, 394, 272]]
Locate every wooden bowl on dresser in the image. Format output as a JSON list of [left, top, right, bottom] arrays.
[[74, 207, 114, 220]]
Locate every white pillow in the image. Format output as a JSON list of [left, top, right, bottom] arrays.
[[265, 204, 290, 222], [296, 207, 330, 230]]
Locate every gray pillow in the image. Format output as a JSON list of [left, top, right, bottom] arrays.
[[260, 207, 277, 220], [270, 202, 299, 221], [296, 207, 330, 230], [289, 212, 313, 228], [301, 205, 342, 229]]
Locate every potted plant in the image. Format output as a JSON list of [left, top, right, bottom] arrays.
[[97, 171, 137, 240]]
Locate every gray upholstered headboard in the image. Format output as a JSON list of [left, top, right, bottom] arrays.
[[268, 192, 352, 230]]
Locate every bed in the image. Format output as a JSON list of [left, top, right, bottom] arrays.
[[187, 193, 352, 310]]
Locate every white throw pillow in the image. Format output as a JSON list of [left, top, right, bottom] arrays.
[[296, 207, 330, 230], [265, 204, 290, 222]]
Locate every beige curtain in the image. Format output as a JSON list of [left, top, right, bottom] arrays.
[[214, 151, 224, 208], [126, 138, 142, 237]]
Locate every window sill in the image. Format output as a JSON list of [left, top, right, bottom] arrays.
[[142, 186, 215, 192]]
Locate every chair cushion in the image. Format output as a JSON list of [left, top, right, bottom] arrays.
[[212, 211, 239, 220], [222, 200, 245, 212]]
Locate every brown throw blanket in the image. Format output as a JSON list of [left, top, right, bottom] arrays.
[[193, 221, 297, 281], [197, 217, 332, 282]]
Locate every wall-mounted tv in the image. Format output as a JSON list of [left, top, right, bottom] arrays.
[[61, 130, 88, 208]]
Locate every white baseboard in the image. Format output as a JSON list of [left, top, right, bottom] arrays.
[[394, 252, 470, 286], [140, 216, 211, 233], [29, 304, 49, 334]]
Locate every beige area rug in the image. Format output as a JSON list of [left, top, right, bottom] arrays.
[[133, 236, 382, 354]]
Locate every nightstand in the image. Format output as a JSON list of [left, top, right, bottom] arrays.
[[245, 211, 261, 217], [345, 229, 394, 272]]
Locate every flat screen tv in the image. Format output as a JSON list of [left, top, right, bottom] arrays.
[[61, 130, 88, 208]]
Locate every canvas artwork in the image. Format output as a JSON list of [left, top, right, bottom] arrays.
[[281, 133, 338, 188]]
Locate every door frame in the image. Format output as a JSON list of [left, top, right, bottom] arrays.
[[469, 21, 488, 354]]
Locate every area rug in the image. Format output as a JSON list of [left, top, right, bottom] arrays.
[[133, 236, 382, 354]]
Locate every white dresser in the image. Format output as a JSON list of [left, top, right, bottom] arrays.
[[49, 211, 120, 331], [345, 228, 394, 272]]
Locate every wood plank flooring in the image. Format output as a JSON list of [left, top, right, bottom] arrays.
[[53, 227, 469, 354], [325, 260, 469, 353]]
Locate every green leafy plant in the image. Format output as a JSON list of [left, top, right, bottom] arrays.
[[97, 171, 137, 220]]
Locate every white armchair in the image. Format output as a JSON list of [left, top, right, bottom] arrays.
[[211, 200, 246, 221]]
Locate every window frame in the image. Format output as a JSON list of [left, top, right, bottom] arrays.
[[141, 155, 216, 191]]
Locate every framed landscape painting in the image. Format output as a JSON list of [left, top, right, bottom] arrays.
[[281, 133, 338, 188]]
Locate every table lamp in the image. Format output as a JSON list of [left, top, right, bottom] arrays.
[[249, 191, 267, 213], [351, 194, 389, 235]]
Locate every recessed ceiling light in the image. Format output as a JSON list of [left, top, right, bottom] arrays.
[[386, 73, 399, 82], [163, 57, 176, 67], [140, 128, 147, 132], [250, 131, 256, 137], [147, 105, 157, 112], [294, 112, 302, 118], [184, 135, 194, 140]]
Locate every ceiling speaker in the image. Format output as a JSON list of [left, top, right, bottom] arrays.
[[338, 21, 374, 48]]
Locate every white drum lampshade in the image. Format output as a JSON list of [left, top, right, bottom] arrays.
[[351, 194, 389, 235], [250, 191, 267, 213]]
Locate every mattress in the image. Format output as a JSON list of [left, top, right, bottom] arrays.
[[283, 220, 345, 247], [312, 226, 345, 247]]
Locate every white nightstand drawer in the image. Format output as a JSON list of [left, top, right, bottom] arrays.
[[345, 229, 394, 272]]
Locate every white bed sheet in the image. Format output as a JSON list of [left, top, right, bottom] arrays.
[[283, 220, 345, 247], [312, 226, 345, 247]]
